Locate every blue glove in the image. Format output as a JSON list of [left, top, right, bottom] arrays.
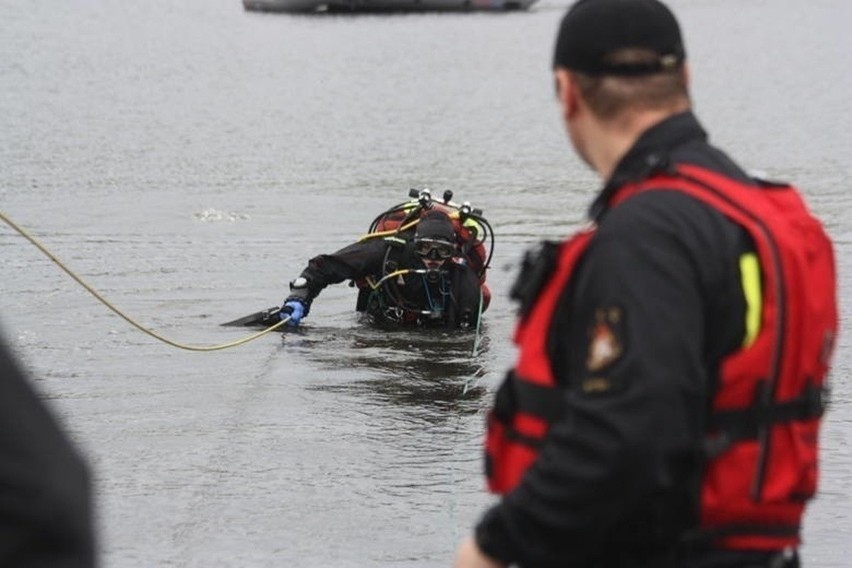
[[279, 299, 306, 326]]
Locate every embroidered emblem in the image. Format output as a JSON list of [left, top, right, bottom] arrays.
[[581, 377, 612, 393], [586, 307, 624, 373]]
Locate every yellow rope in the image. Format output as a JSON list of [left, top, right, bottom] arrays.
[[0, 209, 286, 352]]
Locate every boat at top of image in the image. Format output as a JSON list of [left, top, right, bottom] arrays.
[[243, 0, 537, 13]]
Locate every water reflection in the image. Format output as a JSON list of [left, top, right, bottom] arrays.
[[295, 321, 493, 419]]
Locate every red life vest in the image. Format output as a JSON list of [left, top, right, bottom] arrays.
[[485, 164, 837, 550]]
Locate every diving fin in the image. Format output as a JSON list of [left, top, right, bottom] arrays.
[[221, 307, 282, 327]]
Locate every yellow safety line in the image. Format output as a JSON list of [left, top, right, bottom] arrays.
[[0, 209, 285, 351]]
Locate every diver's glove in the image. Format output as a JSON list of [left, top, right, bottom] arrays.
[[280, 276, 311, 327], [279, 299, 306, 326]]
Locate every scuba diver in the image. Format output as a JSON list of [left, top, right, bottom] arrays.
[[279, 188, 493, 330]]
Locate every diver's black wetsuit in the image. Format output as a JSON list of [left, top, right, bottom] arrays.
[[288, 232, 486, 328]]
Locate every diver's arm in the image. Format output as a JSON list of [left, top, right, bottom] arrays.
[[287, 238, 390, 305]]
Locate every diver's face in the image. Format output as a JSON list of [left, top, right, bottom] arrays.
[[414, 238, 455, 270], [420, 257, 447, 270], [415, 238, 455, 258]]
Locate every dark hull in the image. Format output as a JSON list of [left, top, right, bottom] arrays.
[[243, 0, 537, 12]]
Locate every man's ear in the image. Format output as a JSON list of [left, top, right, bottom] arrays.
[[554, 69, 577, 120]]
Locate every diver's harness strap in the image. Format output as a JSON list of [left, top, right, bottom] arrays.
[[359, 236, 451, 324]]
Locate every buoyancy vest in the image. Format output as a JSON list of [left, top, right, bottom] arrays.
[[485, 164, 838, 550]]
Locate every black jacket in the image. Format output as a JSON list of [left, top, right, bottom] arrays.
[[288, 231, 485, 328], [475, 112, 774, 567], [0, 331, 96, 567]]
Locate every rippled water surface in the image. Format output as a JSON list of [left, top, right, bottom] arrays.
[[2, 0, 851, 566]]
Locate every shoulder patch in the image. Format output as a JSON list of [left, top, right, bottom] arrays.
[[586, 307, 624, 373]]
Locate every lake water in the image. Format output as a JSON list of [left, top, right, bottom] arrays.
[[1, 0, 851, 566]]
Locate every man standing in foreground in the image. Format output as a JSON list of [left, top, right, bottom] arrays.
[[454, 0, 837, 566]]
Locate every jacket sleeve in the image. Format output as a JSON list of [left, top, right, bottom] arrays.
[[287, 237, 391, 303], [0, 332, 96, 567], [475, 191, 747, 566]]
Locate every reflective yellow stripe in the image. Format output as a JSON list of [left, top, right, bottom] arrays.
[[740, 252, 762, 347]]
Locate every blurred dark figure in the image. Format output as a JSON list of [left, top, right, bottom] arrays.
[[0, 331, 96, 567]]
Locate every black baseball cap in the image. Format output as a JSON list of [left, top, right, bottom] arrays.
[[553, 0, 686, 76]]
